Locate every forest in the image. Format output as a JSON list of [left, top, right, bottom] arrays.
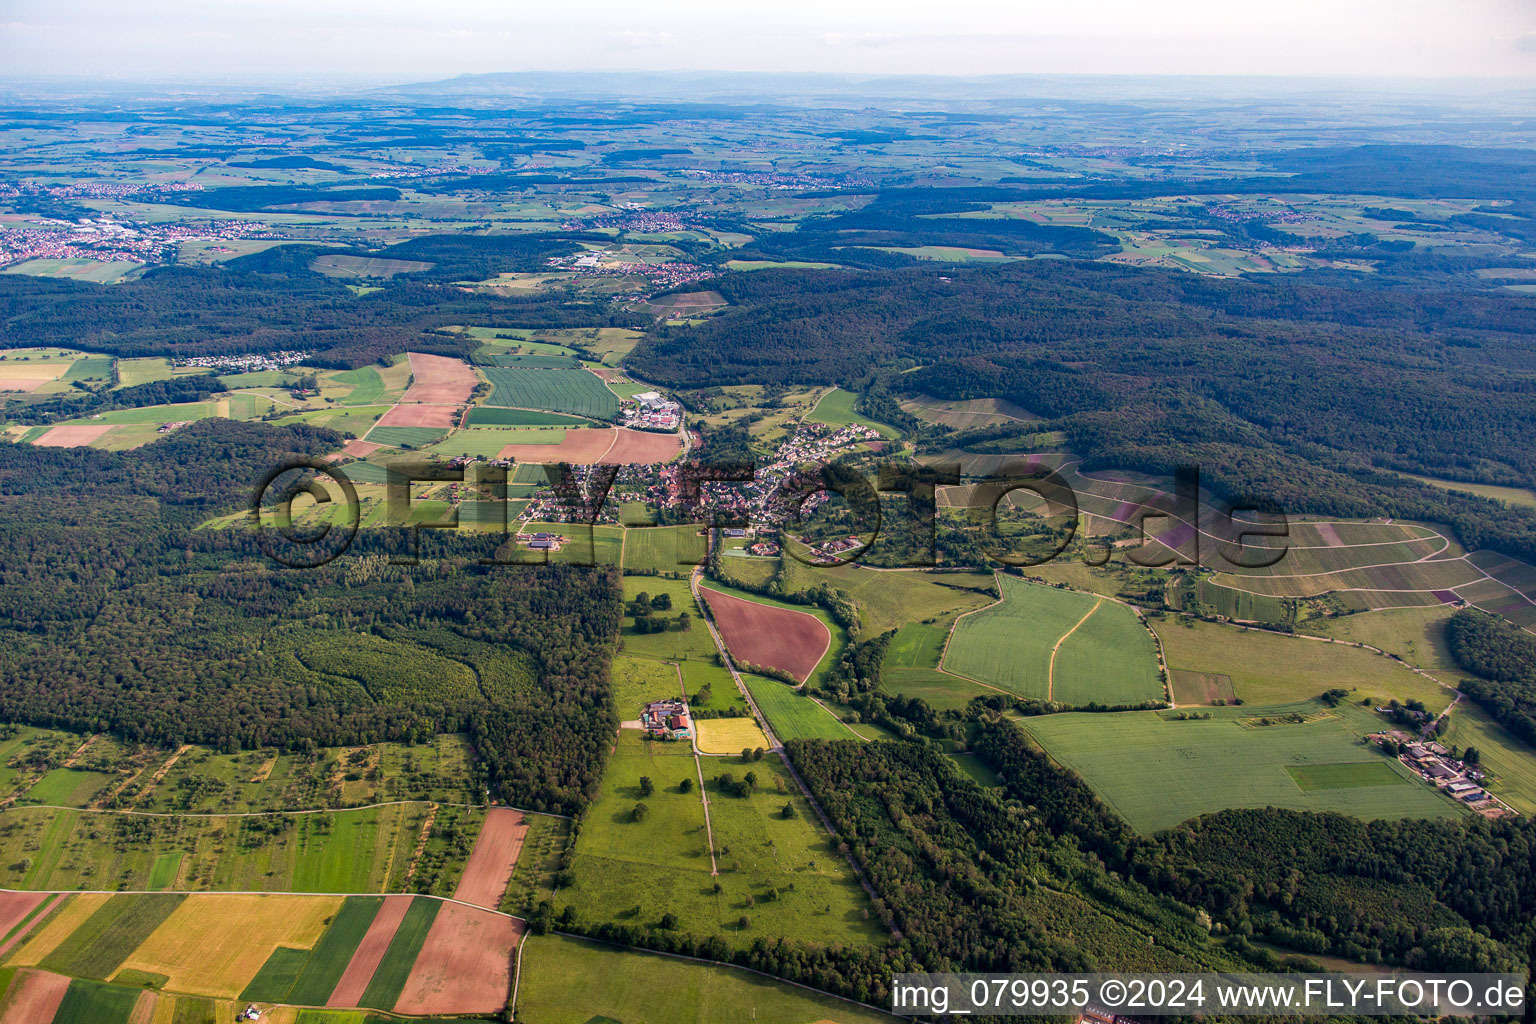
[[630, 260, 1536, 564], [0, 420, 622, 814], [1446, 608, 1536, 746]]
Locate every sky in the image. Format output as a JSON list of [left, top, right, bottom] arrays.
[[2, 0, 1534, 83]]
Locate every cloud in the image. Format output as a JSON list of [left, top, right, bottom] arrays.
[[1517, 31, 1536, 52], [608, 30, 678, 48]]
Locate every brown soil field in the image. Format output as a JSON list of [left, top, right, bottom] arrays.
[[498, 427, 616, 463], [0, 894, 56, 959], [392, 903, 523, 1016], [128, 990, 157, 1024], [699, 586, 832, 683], [403, 353, 478, 404], [452, 808, 527, 909], [0, 969, 70, 1024], [0, 379, 45, 393], [327, 895, 414, 1007], [0, 892, 48, 942], [341, 439, 385, 458], [376, 403, 460, 428], [598, 428, 683, 466], [32, 424, 116, 447]]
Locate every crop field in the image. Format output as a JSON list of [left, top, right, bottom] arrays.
[[803, 387, 903, 439], [693, 718, 770, 754], [516, 934, 897, 1024], [1, 257, 144, 284], [132, 895, 338, 1000], [879, 622, 993, 710], [0, 801, 472, 895], [622, 524, 707, 574], [1020, 703, 1463, 833], [741, 675, 855, 742], [464, 406, 589, 426], [310, 254, 433, 278], [328, 367, 386, 405], [778, 562, 996, 637], [1049, 600, 1164, 706], [699, 585, 833, 684], [37, 894, 185, 980], [560, 731, 877, 948], [1160, 619, 1453, 710], [390, 901, 521, 1015], [1169, 670, 1237, 705], [481, 366, 618, 420], [360, 425, 447, 448], [942, 578, 1101, 700], [901, 393, 1033, 430], [113, 358, 208, 387]]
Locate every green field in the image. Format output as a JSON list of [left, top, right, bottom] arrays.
[[0, 801, 473, 896], [2, 258, 144, 285], [52, 977, 143, 1024], [362, 425, 448, 448], [1162, 619, 1454, 711], [482, 366, 618, 419], [803, 388, 902, 439], [330, 366, 386, 405], [1441, 702, 1536, 816], [465, 406, 590, 426], [1021, 703, 1464, 833], [879, 622, 993, 710], [359, 897, 440, 1009], [777, 562, 996, 637], [287, 897, 383, 1005], [1049, 599, 1164, 706], [63, 401, 218, 426], [18, 767, 116, 807], [40, 894, 185, 979], [426, 426, 565, 458], [61, 355, 114, 382], [241, 946, 313, 1002], [517, 934, 896, 1024], [741, 674, 855, 742], [559, 730, 878, 948], [942, 578, 1099, 700], [621, 525, 708, 574]]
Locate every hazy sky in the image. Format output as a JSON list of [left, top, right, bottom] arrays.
[[2, 0, 1534, 82]]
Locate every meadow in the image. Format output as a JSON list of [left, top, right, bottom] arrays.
[[621, 524, 708, 575], [516, 934, 896, 1024], [1020, 702, 1463, 833], [1160, 619, 1454, 710], [776, 562, 996, 637], [803, 387, 903, 439], [481, 366, 618, 420], [559, 731, 879, 948]]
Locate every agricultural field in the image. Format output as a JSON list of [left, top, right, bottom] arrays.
[[776, 562, 997, 637], [900, 393, 1034, 430], [741, 675, 858, 742], [481, 365, 619, 420], [623, 524, 708, 575], [803, 387, 903, 439], [699, 585, 834, 684], [516, 934, 897, 1024], [942, 577, 1162, 705], [310, 254, 433, 277], [0, 258, 144, 284], [693, 718, 771, 755], [558, 731, 879, 948], [1160, 619, 1454, 711], [0, 801, 479, 896], [1020, 703, 1464, 833], [879, 622, 993, 710]]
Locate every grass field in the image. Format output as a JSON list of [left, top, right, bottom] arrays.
[[622, 525, 708, 574], [1, 258, 144, 285], [1049, 599, 1164, 706], [39, 894, 185, 979], [113, 358, 207, 387], [1020, 703, 1463, 833], [481, 366, 618, 420], [425, 427, 565, 458], [1161, 619, 1454, 711], [329, 367, 386, 406], [559, 731, 878, 949], [361, 425, 447, 448], [777, 562, 996, 637], [741, 675, 855, 742], [878, 622, 995, 710], [1441, 702, 1536, 816], [516, 934, 896, 1024], [284, 897, 383, 1005], [52, 977, 143, 1023], [803, 388, 902, 439]]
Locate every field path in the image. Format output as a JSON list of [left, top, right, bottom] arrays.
[[1047, 598, 1103, 701], [675, 664, 719, 877]]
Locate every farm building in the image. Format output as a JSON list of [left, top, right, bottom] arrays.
[[641, 698, 693, 740]]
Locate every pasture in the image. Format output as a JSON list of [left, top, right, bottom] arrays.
[[482, 366, 618, 420], [1020, 703, 1462, 833], [622, 525, 708, 575], [516, 934, 897, 1024], [777, 562, 996, 637]]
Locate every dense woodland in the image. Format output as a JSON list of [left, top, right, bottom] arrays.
[[1446, 608, 1536, 747], [632, 261, 1536, 564], [0, 420, 622, 814]]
